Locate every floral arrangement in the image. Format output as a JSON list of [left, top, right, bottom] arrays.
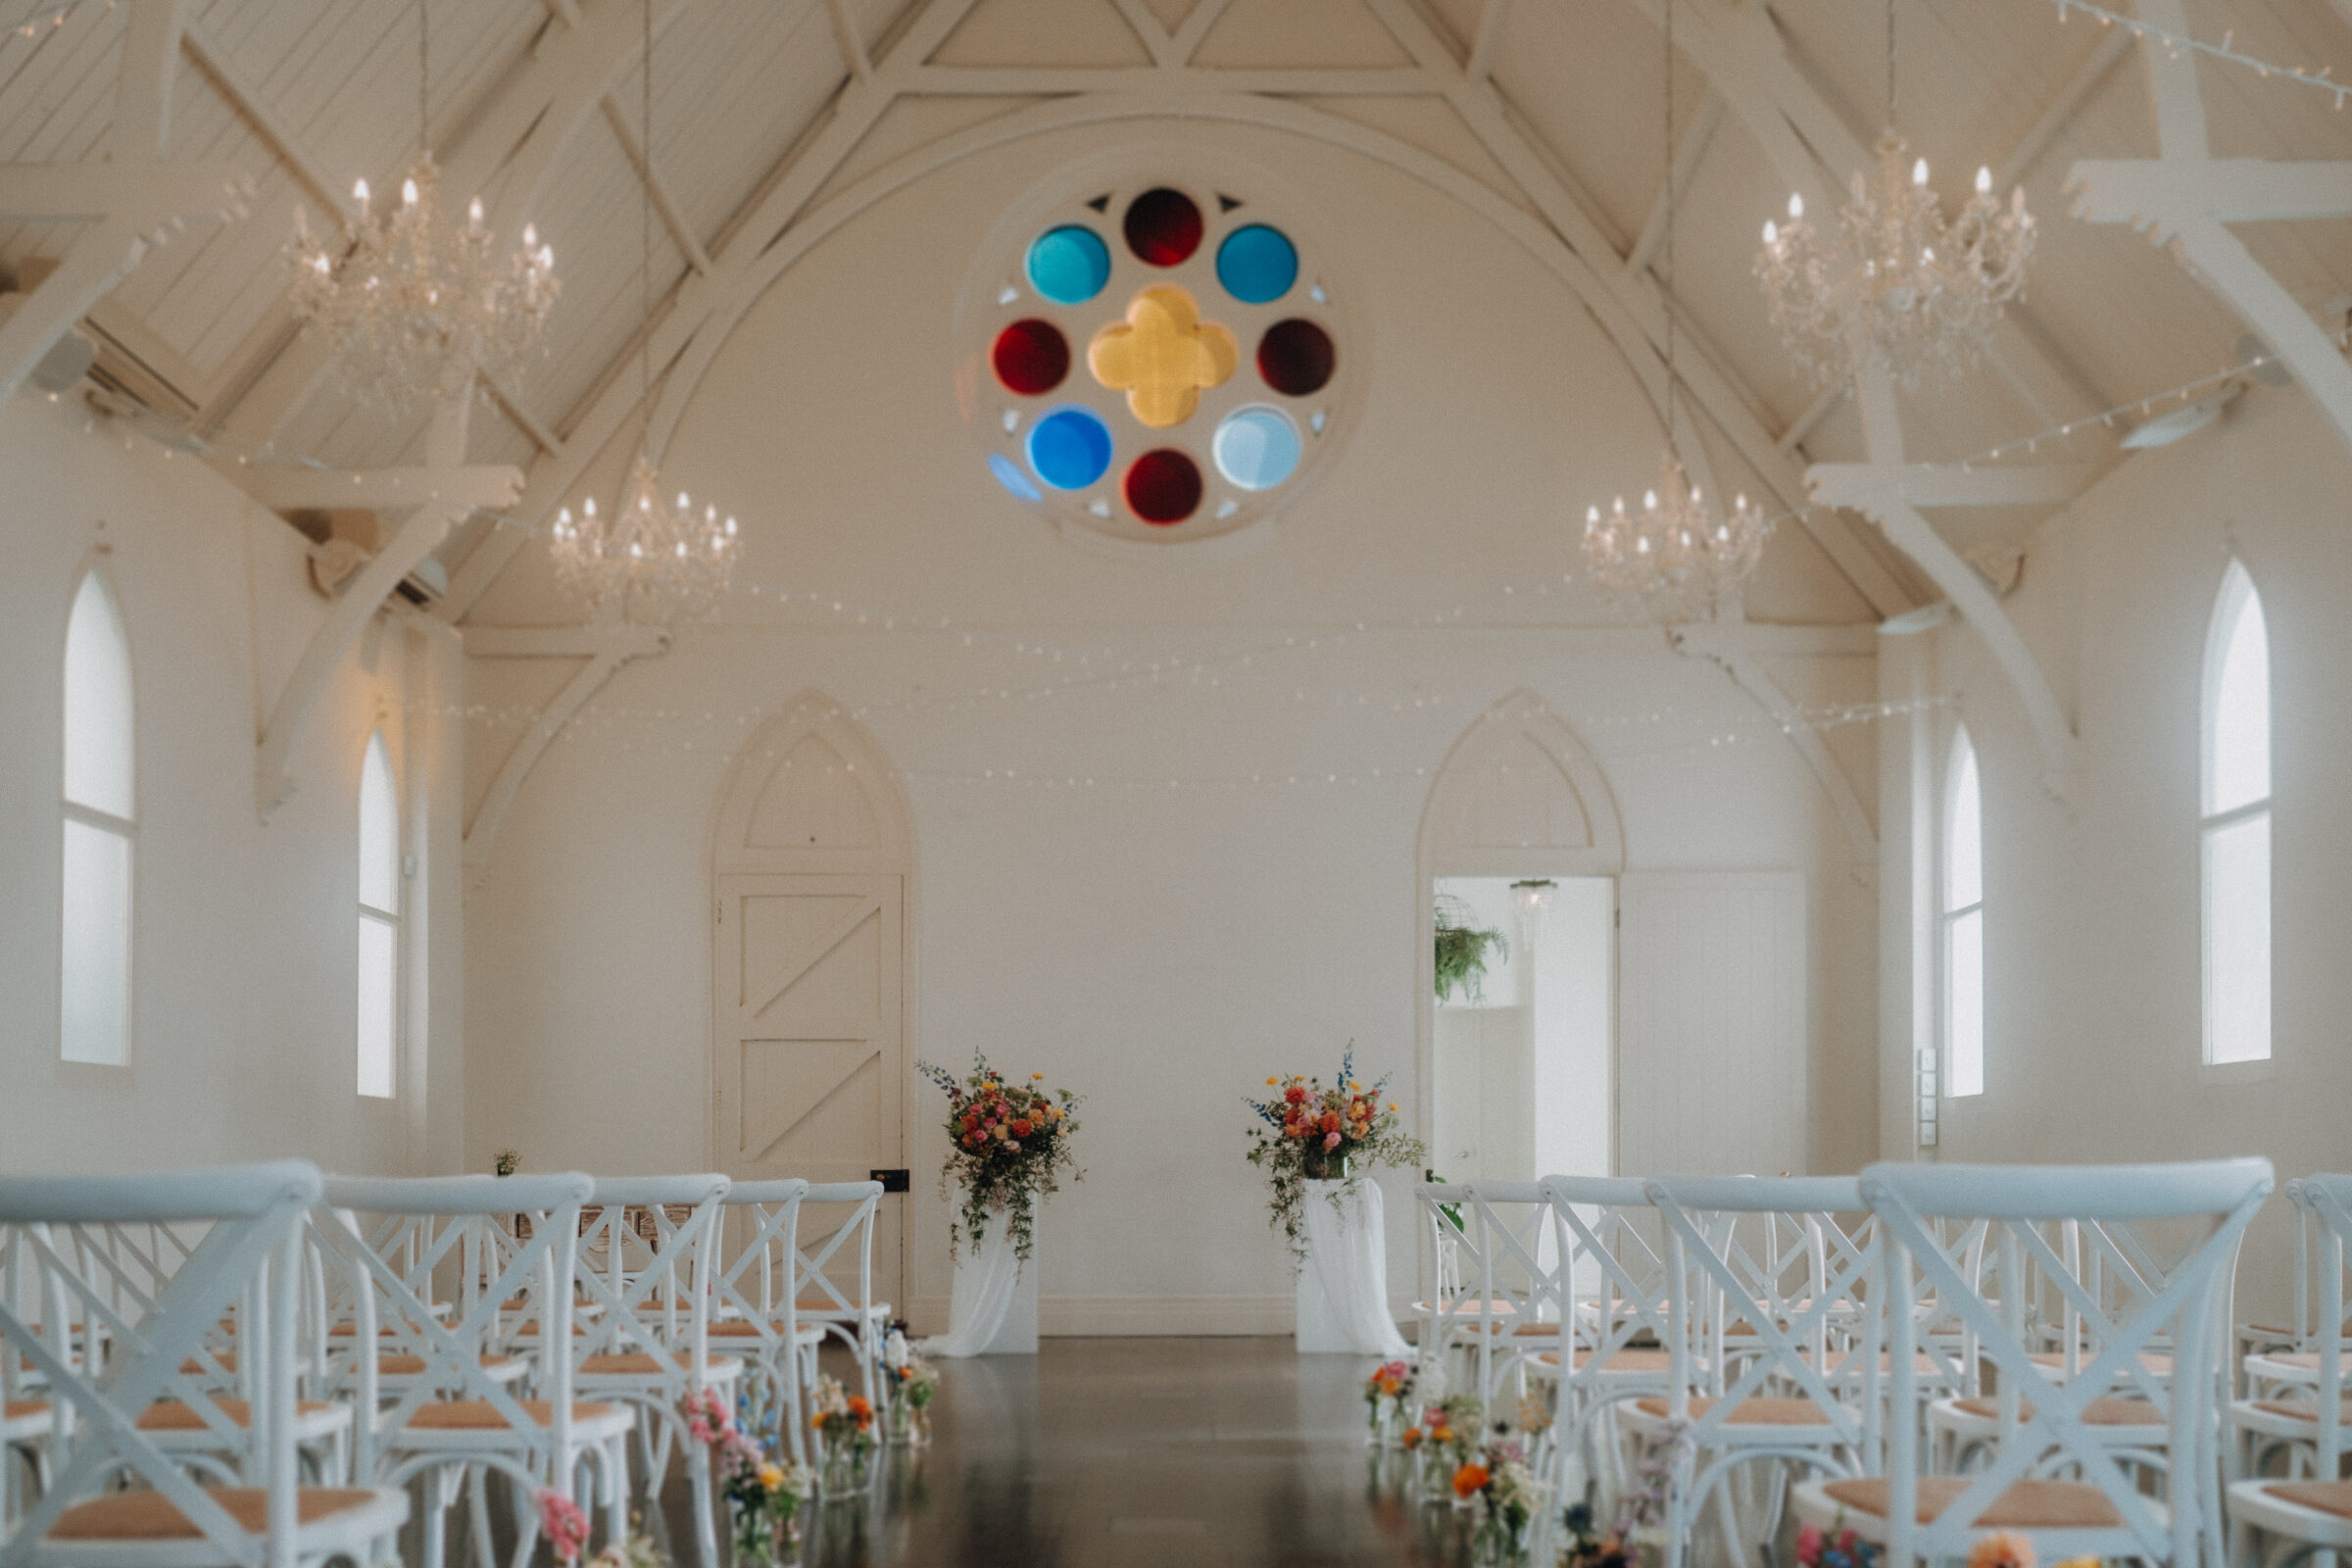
[[1365, 1359, 1414, 1438], [1796, 1521, 1881, 1568], [918, 1054, 1081, 1262], [881, 1328, 940, 1446], [1245, 1049, 1425, 1263], [1952, 1536, 2099, 1568], [1452, 1437, 1543, 1561], [1555, 1418, 1689, 1568], [809, 1372, 877, 1490], [537, 1490, 591, 1564], [1400, 1391, 1486, 1478], [679, 1386, 813, 1564]]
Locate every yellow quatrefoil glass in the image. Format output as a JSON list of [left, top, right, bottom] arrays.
[[1086, 284, 1239, 429]]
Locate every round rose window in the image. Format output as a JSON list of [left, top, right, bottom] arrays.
[[958, 173, 1348, 548]]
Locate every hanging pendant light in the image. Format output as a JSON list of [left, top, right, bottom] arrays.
[[547, 0, 741, 626], [1753, 0, 2034, 389], [1583, 0, 1771, 624], [288, 0, 558, 417]]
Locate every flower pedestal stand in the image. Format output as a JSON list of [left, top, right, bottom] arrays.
[[1295, 1178, 1409, 1355], [922, 1208, 1038, 1356]]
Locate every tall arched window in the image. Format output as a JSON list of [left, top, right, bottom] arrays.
[[2202, 560, 2271, 1065], [61, 567, 134, 1065], [357, 731, 400, 1098], [1942, 725, 1984, 1099]]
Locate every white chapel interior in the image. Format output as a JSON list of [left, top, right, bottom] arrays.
[[2, 0, 2348, 1563]]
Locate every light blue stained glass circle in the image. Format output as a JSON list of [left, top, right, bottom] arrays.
[[988, 451, 1042, 503], [1027, 406, 1114, 490], [1026, 225, 1111, 305], [1215, 224, 1298, 304], [1211, 405, 1301, 491]]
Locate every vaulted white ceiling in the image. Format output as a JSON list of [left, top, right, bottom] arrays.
[[4, 0, 2347, 626]]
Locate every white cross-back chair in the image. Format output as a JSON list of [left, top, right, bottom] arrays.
[[1413, 1181, 1564, 1418], [571, 1176, 740, 1568], [1528, 1176, 1676, 1562], [1796, 1157, 2271, 1568], [707, 1181, 816, 1460], [316, 1172, 630, 1568], [1639, 1175, 1883, 1568], [795, 1184, 888, 1410], [0, 1161, 406, 1568], [2228, 1171, 2352, 1566]]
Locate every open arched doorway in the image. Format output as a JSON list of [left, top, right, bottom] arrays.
[[710, 690, 915, 1305], [1415, 691, 1624, 1186]]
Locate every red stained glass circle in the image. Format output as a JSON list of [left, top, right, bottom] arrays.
[[1123, 187, 1203, 267], [1257, 318, 1336, 396], [1124, 449, 1202, 524], [992, 318, 1070, 395]]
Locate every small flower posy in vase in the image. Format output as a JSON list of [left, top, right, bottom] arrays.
[[918, 1054, 1082, 1263], [1245, 1047, 1427, 1265], [880, 1328, 939, 1446], [681, 1386, 813, 1567], [1454, 1437, 1544, 1566], [808, 1374, 876, 1496], [1400, 1391, 1484, 1505], [1364, 1359, 1414, 1448], [536, 1489, 591, 1564]]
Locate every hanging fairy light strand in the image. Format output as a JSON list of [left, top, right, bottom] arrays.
[[2042, 0, 2352, 108]]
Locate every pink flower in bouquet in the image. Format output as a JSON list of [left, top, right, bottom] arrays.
[[1323, 1131, 1342, 1150], [1795, 1525, 1824, 1566], [682, 1387, 731, 1446], [536, 1490, 591, 1564]]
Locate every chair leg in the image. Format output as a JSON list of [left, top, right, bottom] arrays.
[[688, 1431, 718, 1568], [466, 1466, 498, 1568]]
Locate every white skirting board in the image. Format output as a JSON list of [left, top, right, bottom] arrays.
[[909, 1294, 1302, 1337]]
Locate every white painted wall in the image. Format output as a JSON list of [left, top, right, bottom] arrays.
[[459, 119, 1879, 1331], [1917, 385, 2352, 1320], [0, 394, 466, 1179]]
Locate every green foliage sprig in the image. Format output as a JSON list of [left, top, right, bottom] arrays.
[[1434, 896, 1507, 1003]]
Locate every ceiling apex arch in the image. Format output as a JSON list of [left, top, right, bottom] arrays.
[[1419, 689, 1624, 878], [712, 690, 913, 875]]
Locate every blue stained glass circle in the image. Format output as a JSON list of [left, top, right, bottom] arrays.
[[1211, 405, 1301, 491], [1215, 224, 1298, 304], [1026, 406, 1114, 490], [988, 451, 1043, 503], [1026, 225, 1111, 305]]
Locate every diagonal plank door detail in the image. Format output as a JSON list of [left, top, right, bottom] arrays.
[[714, 872, 905, 1306]]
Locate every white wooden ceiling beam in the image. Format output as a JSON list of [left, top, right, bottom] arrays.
[[1169, 0, 1239, 65], [1808, 462, 2096, 509], [824, 0, 875, 80], [1105, 0, 1177, 68], [897, 65, 1449, 94], [437, 0, 985, 622], [600, 94, 713, 273], [1672, 621, 1878, 866], [1777, 383, 1842, 457], [2065, 0, 2352, 464], [1625, 92, 1722, 282], [1467, 0, 1513, 82], [1988, 25, 2132, 197], [236, 463, 523, 514], [179, 20, 354, 224], [113, 0, 185, 161]]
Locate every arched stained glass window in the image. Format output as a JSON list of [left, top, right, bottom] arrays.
[[1942, 725, 1984, 1099], [61, 566, 135, 1066], [357, 731, 400, 1098], [2201, 561, 2271, 1066]]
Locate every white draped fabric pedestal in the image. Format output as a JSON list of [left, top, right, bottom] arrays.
[[920, 1208, 1039, 1357], [1296, 1178, 1409, 1355]]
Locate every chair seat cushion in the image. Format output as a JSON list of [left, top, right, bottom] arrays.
[[1951, 1396, 2165, 1427], [2030, 1351, 2172, 1375], [135, 1399, 337, 1431], [1820, 1477, 2125, 1529], [373, 1354, 523, 1377], [1574, 1347, 1671, 1372], [709, 1321, 764, 1338], [402, 1400, 616, 1430], [2251, 1399, 2352, 1424], [48, 1487, 384, 1540], [1636, 1396, 1832, 1426], [2266, 1483, 2352, 1521], [5, 1399, 47, 1420]]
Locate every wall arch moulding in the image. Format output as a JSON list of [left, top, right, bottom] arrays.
[[1413, 691, 1624, 1184], [711, 689, 916, 878]]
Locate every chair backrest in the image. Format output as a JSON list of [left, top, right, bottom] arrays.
[[713, 1179, 809, 1337], [1862, 1157, 2273, 1568], [1644, 1174, 1882, 1460], [316, 1172, 593, 1487], [795, 1183, 882, 1323], [0, 1161, 321, 1568], [1415, 1180, 1562, 1410], [2289, 1173, 2352, 1475], [575, 1175, 730, 1384]]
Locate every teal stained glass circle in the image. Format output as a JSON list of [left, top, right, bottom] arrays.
[[1026, 406, 1114, 490], [1211, 405, 1301, 491], [1215, 224, 1298, 304], [1026, 225, 1111, 305]]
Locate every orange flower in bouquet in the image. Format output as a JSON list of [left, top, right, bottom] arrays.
[[921, 1054, 1082, 1262], [1246, 1048, 1425, 1264]]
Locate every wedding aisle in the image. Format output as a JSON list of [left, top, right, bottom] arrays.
[[627, 1339, 1471, 1568]]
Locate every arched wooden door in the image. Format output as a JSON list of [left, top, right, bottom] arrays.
[[710, 691, 913, 1305]]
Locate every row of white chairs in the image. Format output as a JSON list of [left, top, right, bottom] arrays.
[[0, 1164, 892, 1568], [1412, 1158, 2344, 1568]]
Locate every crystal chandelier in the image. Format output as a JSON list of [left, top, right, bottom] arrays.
[[551, 460, 739, 624], [1752, 0, 2032, 390], [547, 0, 743, 626], [288, 2, 557, 417], [1582, 0, 1772, 623], [1584, 455, 1769, 622]]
